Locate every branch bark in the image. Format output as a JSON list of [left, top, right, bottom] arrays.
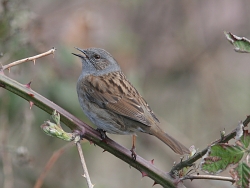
[[181, 174, 235, 183]]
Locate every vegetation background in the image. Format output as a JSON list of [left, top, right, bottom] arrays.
[[0, 0, 250, 187]]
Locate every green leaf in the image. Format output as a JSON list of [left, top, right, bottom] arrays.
[[231, 162, 250, 188], [201, 143, 244, 174], [240, 130, 250, 149], [41, 121, 74, 141], [224, 31, 250, 53]]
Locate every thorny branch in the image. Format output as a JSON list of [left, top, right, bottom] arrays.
[[0, 48, 56, 72]]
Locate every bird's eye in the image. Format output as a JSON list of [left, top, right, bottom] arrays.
[[94, 54, 100, 59]]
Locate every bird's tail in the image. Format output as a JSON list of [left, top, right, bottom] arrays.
[[149, 126, 190, 155]]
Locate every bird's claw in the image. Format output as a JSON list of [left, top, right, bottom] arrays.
[[130, 146, 137, 160], [96, 129, 108, 143]]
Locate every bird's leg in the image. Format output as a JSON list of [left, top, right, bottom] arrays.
[[130, 135, 137, 160], [96, 128, 107, 140]]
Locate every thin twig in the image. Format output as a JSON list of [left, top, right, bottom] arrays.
[[76, 140, 94, 188], [34, 143, 73, 188], [0, 48, 56, 72], [180, 174, 235, 183]]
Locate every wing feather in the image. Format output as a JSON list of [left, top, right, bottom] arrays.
[[82, 72, 159, 126]]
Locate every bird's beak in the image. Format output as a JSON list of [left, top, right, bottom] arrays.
[[72, 47, 88, 58]]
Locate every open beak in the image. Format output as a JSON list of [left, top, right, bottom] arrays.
[[72, 47, 88, 58]]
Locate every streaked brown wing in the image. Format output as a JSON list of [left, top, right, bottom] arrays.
[[83, 72, 159, 126]]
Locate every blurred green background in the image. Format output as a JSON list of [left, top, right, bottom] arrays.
[[1, 0, 250, 187]]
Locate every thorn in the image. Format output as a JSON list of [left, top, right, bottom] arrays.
[[82, 174, 86, 178], [141, 171, 148, 177], [8, 68, 10, 73], [150, 159, 154, 165], [25, 81, 32, 89], [89, 140, 93, 145], [29, 101, 34, 109], [152, 181, 158, 186], [102, 149, 106, 153], [29, 93, 34, 97], [33, 59, 36, 65]]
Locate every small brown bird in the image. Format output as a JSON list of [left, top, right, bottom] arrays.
[[73, 48, 189, 157]]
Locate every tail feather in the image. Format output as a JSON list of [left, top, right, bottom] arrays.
[[150, 127, 190, 155]]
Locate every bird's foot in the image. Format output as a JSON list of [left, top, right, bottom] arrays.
[[130, 145, 137, 160], [96, 129, 108, 143]]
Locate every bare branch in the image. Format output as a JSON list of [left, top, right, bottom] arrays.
[[0, 48, 56, 72], [181, 174, 235, 183], [76, 138, 94, 188]]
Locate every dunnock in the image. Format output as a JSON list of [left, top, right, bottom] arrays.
[[73, 48, 189, 156]]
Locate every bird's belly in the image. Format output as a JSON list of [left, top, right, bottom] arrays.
[[79, 97, 136, 135]]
